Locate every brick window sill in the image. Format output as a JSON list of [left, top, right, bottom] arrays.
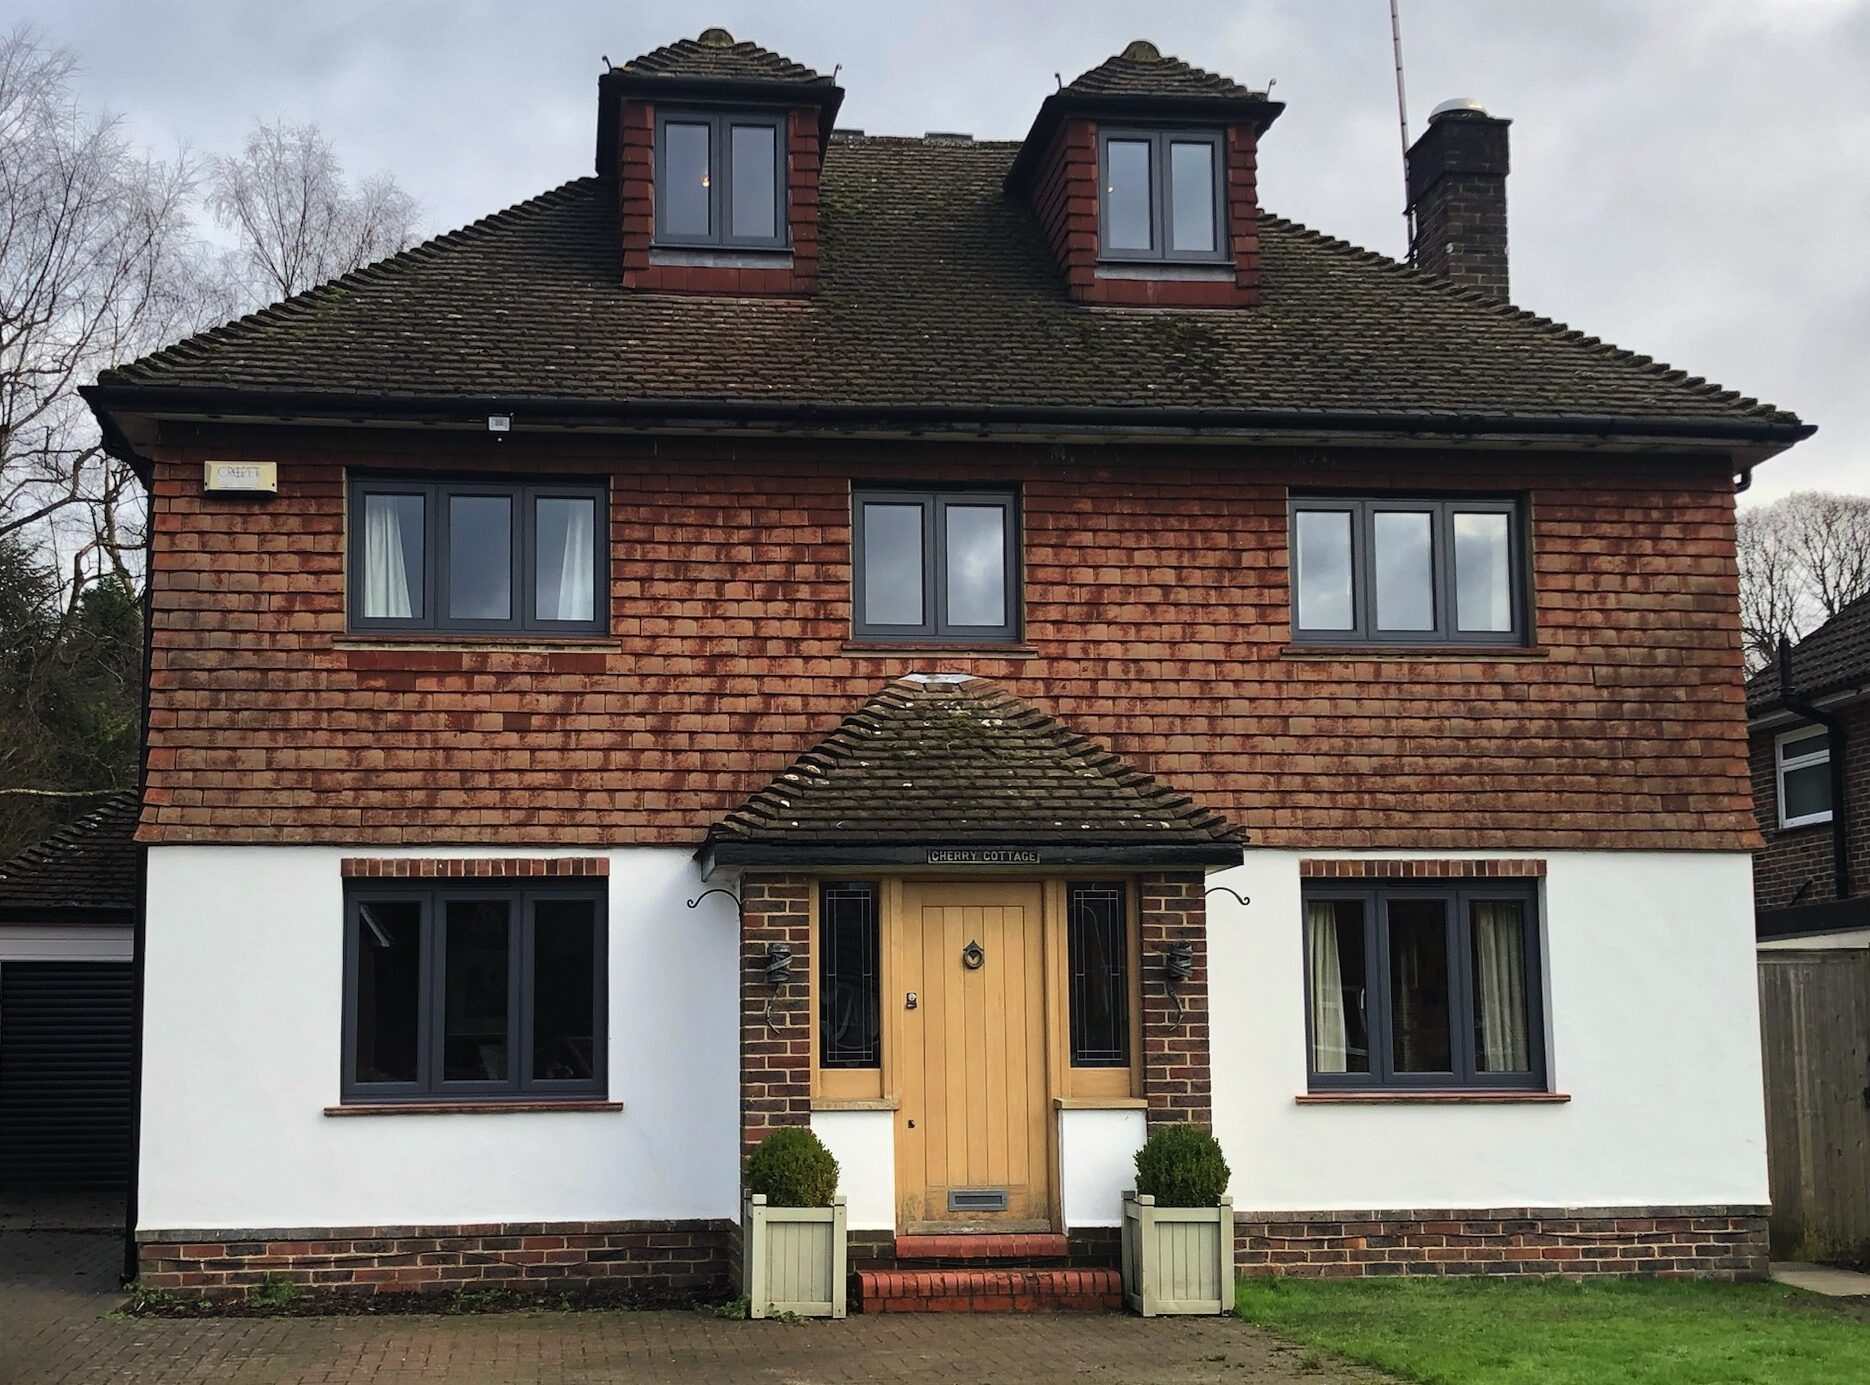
[[1281, 643, 1548, 660], [334, 634, 621, 652], [325, 1100, 623, 1117], [1295, 1091, 1570, 1105], [840, 641, 1039, 658]]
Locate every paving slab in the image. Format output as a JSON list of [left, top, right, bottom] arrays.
[[1771, 1260, 1870, 1298], [1, 1229, 1389, 1385]]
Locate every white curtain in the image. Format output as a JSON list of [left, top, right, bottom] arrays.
[[363, 496, 414, 618], [1472, 901, 1529, 1072], [554, 499, 595, 621], [1305, 901, 1348, 1073]]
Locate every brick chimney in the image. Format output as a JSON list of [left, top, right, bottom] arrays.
[[1406, 99, 1511, 299]]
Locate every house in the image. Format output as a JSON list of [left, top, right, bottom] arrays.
[[0, 794, 139, 1194], [1749, 592, 1870, 948], [82, 29, 1812, 1303]]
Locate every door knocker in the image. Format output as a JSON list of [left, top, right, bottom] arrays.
[[961, 939, 985, 970]]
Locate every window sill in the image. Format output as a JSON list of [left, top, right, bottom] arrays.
[[1095, 261, 1234, 280], [1777, 816, 1835, 832], [325, 1100, 622, 1117], [840, 641, 1038, 658], [1295, 1091, 1569, 1105], [1053, 1096, 1148, 1110], [335, 634, 620, 652], [811, 1095, 901, 1112], [1281, 643, 1547, 661], [649, 246, 793, 268]]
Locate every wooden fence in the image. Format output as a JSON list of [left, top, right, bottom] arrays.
[[1757, 949, 1870, 1260]]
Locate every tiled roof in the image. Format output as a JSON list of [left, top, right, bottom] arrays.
[[1063, 40, 1259, 98], [0, 793, 139, 919], [1748, 591, 1870, 710], [709, 676, 1243, 852], [98, 138, 1801, 435], [618, 28, 829, 85]]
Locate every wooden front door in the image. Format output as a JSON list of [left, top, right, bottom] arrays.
[[894, 880, 1051, 1229]]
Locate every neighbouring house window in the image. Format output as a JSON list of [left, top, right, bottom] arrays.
[[819, 882, 880, 1068], [654, 109, 788, 249], [1289, 497, 1526, 644], [1303, 883, 1544, 1090], [1776, 725, 1834, 828], [342, 883, 606, 1102], [348, 477, 604, 634], [1097, 128, 1227, 263], [1067, 883, 1130, 1067], [851, 489, 1019, 642]]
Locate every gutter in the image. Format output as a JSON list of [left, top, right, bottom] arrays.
[[1778, 635, 1853, 900]]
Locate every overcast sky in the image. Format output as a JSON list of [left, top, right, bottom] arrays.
[[14, 0, 1867, 503]]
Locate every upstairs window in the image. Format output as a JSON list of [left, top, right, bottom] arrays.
[[851, 489, 1020, 643], [1290, 496, 1527, 645], [654, 109, 787, 249], [349, 476, 605, 635], [1776, 726, 1834, 829], [1098, 128, 1226, 263]]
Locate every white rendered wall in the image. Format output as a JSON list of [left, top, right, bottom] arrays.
[[0, 924, 132, 962], [811, 1110, 894, 1230], [1058, 1107, 1146, 1228], [139, 846, 739, 1233], [1208, 849, 1769, 1212]]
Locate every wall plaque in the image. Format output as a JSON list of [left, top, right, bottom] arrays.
[[925, 848, 1041, 865], [202, 461, 277, 493]]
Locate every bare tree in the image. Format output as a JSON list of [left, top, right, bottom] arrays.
[[1736, 489, 1870, 671], [0, 26, 231, 603], [209, 119, 420, 303]]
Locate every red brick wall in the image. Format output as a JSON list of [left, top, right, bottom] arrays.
[[1749, 702, 1870, 909], [139, 428, 1757, 851], [1139, 872, 1209, 1128], [1025, 118, 1263, 307], [740, 873, 812, 1154], [617, 102, 820, 295]]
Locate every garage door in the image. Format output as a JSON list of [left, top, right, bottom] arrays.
[[0, 962, 134, 1189]]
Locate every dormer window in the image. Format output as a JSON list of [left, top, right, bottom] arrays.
[[654, 109, 788, 249], [1097, 128, 1225, 263]]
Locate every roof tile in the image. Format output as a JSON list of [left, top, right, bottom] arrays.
[[0, 793, 139, 918]]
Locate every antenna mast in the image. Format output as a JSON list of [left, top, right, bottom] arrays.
[[1390, 0, 1415, 260]]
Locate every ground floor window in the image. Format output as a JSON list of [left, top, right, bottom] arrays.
[[1302, 882, 1544, 1090], [818, 882, 881, 1069], [342, 882, 606, 1102], [1066, 882, 1129, 1067]]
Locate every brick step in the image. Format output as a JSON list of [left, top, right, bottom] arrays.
[[892, 1233, 1070, 1262], [857, 1267, 1122, 1313]]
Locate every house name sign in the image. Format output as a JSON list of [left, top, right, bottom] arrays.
[[925, 848, 1043, 865], [202, 461, 278, 493]]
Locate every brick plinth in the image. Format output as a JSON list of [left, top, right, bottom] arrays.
[[1236, 1206, 1770, 1280], [137, 1219, 736, 1300], [740, 873, 813, 1154], [857, 1267, 1121, 1313], [1138, 871, 1210, 1129]]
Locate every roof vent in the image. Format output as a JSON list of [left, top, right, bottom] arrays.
[[1429, 96, 1489, 121], [925, 131, 974, 144], [1121, 39, 1162, 62], [697, 27, 735, 47], [832, 127, 866, 138]]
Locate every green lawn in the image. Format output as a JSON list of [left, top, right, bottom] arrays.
[[1235, 1276, 1870, 1385]]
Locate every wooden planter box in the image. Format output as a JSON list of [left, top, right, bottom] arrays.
[[1121, 1191, 1235, 1316], [741, 1192, 848, 1319]]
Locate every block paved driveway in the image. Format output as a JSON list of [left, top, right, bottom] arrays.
[[2, 1228, 1389, 1384]]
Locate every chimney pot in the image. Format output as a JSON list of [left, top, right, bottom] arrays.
[[1406, 101, 1511, 299]]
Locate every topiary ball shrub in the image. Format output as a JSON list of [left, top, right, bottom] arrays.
[[745, 1126, 840, 1208], [1133, 1123, 1230, 1207]]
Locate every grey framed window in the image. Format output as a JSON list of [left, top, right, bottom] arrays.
[[1067, 882, 1129, 1068], [341, 881, 607, 1103], [851, 489, 1020, 642], [653, 109, 788, 250], [1097, 128, 1227, 263], [348, 476, 605, 635], [1302, 882, 1545, 1091], [1776, 725, 1834, 829], [1289, 496, 1527, 644], [819, 882, 880, 1069]]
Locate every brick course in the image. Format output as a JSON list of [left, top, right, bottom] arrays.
[[139, 430, 1759, 852], [137, 1219, 735, 1300], [339, 856, 609, 878], [1300, 858, 1545, 879], [1750, 702, 1870, 910], [1236, 1206, 1769, 1280]]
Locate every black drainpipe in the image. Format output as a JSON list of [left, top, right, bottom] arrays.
[[122, 495, 156, 1284], [1778, 635, 1852, 901]]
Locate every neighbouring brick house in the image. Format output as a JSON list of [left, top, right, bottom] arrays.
[[1749, 593, 1870, 948], [85, 30, 1812, 1303]]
